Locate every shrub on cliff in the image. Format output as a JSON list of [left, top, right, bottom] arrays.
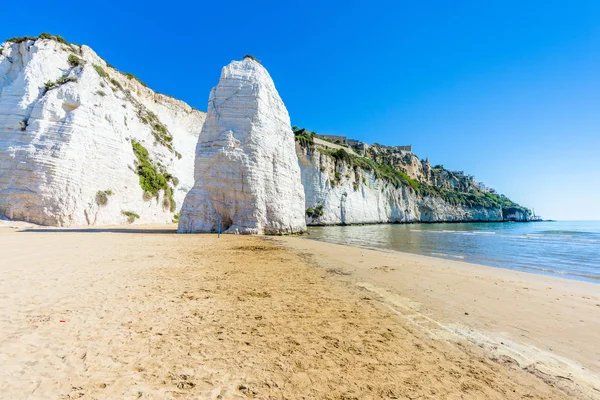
[[39, 33, 69, 44], [243, 54, 261, 63], [330, 148, 351, 164], [93, 64, 108, 78], [162, 186, 176, 212], [68, 54, 84, 67], [306, 205, 324, 221], [132, 141, 159, 189], [131, 140, 176, 211], [8, 33, 70, 45], [134, 108, 173, 151], [6, 36, 37, 44], [294, 127, 316, 147], [43, 75, 77, 92], [95, 190, 113, 206], [124, 72, 147, 87], [121, 210, 140, 223]]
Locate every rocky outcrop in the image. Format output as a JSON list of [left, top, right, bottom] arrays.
[[178, 58, 306, 234], [502, 207, 530, 222], [0, 36, 204, 226], [298, 146, 526, 224]]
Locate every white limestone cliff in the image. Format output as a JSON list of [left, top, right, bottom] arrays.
[[297, 146, 507, 225], [178, 58, 306, 234], [0, 36, 204, 226], [0, 35, 528, 228]]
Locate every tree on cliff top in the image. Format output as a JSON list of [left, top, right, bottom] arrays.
[[243, 54, 261, 63]]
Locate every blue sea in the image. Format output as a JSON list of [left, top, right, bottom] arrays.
[[307, 221, 600, 283]]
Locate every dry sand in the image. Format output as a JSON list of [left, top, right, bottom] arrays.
[[0, 223, 597, 399]]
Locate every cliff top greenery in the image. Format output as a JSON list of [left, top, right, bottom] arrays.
[[293, 126, 316, 147], [5, 33, 77, 46], [243, 54, 261, 63]]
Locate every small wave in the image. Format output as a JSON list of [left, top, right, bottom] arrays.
[[576, 239, 600, 244], [522, 234, 600, 245], [430, 252, 465, 259], [535, 230, 600, 236], [519, 265, 600, 281], [525, 234, 573, 241], [520, 265, 565, 274], [575, 273, 600, 281]]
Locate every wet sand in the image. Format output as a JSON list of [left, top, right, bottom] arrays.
[[0, 223, 597, 399], [278, 236, 600, 397]]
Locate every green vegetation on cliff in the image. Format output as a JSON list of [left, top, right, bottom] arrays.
[[95, 189, 114, 206], [124, 72, 147, 87], [419, 184, 525, 211], [295, 127, 529, 215], [317, 147, 420, 192], [293, 126, 316, 147], [306, 205, 324, 222], [243, 54, 261, 63], [43, 75, 77, 92], [93, 64, 108, 78], [131, 140, 176, 212], [6, 33, 73, 46], [67, 54, 84, 67], [121, 210, 140, 223]]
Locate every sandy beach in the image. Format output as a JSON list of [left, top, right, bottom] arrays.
[[1, 223, 598, 399]]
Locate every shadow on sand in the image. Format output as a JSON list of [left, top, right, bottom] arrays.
[[17, 228, 178, 234]]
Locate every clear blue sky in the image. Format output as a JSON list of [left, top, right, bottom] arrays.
[[2, 0, 599, 220]]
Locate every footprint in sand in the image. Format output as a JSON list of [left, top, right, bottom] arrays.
[[373, 265, 396, 272]]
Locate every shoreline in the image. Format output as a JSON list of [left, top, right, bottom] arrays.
[[277, 235, 600, 395], [305, 235, 600, 284], [306, 219, 535, 227], [0, 216, 537, 228], [1, 224, 598, 398], [306, 221, 600, 284]]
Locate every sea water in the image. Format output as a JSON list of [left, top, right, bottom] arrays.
[[307, 221, 600, 283]]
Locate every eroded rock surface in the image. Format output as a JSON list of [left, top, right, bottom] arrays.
[[0, 37, 204, 226], [298, 146, 520, 225], [178, 58, 306, 234]]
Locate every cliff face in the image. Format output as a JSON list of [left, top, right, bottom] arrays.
[[178, 58, 306, 234], [368, 145, 480, 192], [0, 36, 204, 226], [297, 145, 528, 225], [0, 35, 530, 228]]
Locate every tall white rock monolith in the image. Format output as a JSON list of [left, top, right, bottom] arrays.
[[178, 57, 306, 234]]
